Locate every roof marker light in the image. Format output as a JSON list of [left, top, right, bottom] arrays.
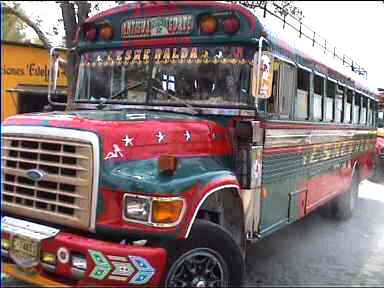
[[100, 24, 114, 41], [200, 15, 218, 35], [85, 27, 97, 41], [223, 15, 240, 35]]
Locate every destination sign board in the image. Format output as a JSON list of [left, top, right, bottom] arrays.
[[121, 15, 194, 39]]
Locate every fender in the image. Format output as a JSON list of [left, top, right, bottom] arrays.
[[183, 182, 242, 239]]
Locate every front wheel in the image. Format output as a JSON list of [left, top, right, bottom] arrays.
[[164, 220, 244, 287]]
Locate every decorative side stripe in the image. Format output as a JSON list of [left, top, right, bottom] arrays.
[[88, 250, 155, 284], [265, 128, 375, 148]]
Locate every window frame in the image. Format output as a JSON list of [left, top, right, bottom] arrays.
[[313, 71, 325, 121], [345, 86, 353, 124], [295, 65, 311, 120]]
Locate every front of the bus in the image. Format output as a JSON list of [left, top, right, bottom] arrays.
[[2, 2, 267, 287]]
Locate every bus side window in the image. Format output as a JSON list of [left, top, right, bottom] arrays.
[[378, 109, 383, 128], [295, 68, 310, 120], [367, 98, 372, 126], [313, 74, 324, 120], [353, 92, 361, 125], [325, 79, 336, 122], [278, 62, 295, 118], [345, 88, 353, 123], [267, 62, 279, 115], [333, 80, 343, 123], [267, 61, 295, 119], [361, 96, 367, 125]]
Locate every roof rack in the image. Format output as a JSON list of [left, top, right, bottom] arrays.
[[231, 1, 368, 80]]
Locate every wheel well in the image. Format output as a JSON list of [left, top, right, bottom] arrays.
[[195, 188, 245, 251]]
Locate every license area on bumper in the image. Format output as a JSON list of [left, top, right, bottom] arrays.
[[2, 216, 168, 286], [11, 235, 39, 259]]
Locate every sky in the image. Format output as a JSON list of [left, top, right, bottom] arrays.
[[12, 1, 384, 91]]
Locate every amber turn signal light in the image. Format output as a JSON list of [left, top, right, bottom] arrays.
[[152, 199, 184, 224], [158, 155, 178, 174], [200, 15, 218, 34]]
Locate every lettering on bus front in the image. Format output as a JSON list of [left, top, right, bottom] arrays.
[[121, 15, 194, 39], [82, 47, 251, 67]]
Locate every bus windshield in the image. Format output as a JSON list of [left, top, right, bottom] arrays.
[[75, 46, 254, 108]]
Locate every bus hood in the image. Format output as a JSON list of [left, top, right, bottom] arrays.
[[2, 110, 232, 162]]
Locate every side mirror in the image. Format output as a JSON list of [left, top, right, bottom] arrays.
[[48, 47, 68, 107], [251, 51, 274, 99]]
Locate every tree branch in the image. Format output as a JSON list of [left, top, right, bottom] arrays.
[[3, 6, 51, 49]]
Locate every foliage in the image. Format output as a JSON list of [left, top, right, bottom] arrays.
[[2, 1, 51, 47], [2, 2, 28, 43]]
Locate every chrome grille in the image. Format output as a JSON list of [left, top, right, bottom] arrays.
[[1, 135, 93, 230]]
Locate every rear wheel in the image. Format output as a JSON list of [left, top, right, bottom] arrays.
[[332, 173, 359, 220], [164, 220, 244, 287], [321, 172, 359, 220]]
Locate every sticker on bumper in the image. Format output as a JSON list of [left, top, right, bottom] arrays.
[[88, 250, 155, 284]]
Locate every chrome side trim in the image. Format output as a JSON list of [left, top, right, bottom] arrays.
[[41, 263, 56, 273], [2, 126, 100, 232], [1, 216, 59, 240], [2, 249, 9, 258], [184, 184, 240, 239], [265, 128, 375, 148], [297, 63, 312, 73]]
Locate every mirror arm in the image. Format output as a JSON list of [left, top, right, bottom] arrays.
[[256, 36, 267, 98], [48, 47, 68, 107]]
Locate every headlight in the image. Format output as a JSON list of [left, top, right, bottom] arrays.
[[123, 194, 185, 227], [124, 195, 151, 222]]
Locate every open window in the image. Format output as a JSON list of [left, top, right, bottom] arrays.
[[295, 67, 310, 120], [367, 98, 373, 126], [376, 103, 381, 127], [325, 78, 335, 121], [345, 87, 353, 123], [267, 60, 295, 118], [334, 80, 343, 123], [360, 95, 368, 125], [313, 73, 324, 120], [353, 91, 361, 124]]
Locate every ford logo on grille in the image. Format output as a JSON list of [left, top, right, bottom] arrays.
[[25, 169, 46, 181]]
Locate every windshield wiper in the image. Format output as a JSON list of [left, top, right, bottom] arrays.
[[110, 81, 145, 100], [151, 86, 200, 115]]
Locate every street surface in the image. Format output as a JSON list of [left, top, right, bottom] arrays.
[[245, 179, 384, 286], [2, 180, 384, 287]]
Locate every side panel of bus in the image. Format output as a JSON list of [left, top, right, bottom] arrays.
[[258, 123, 375, 235]]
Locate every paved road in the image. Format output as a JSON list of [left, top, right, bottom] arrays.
[[245, 179, 384, 286], [3, 180, 384, 287]]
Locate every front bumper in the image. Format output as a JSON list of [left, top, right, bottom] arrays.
[[1, 216, 167, 287]]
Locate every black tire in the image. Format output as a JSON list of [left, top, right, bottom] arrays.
[[164, 220, 244, 287], [369, 156, 384, 183], [331, 172, 359, 220], [318, 201, 333, 218]]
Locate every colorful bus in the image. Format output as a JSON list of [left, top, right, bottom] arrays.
[[1, 2, 379, 287]]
